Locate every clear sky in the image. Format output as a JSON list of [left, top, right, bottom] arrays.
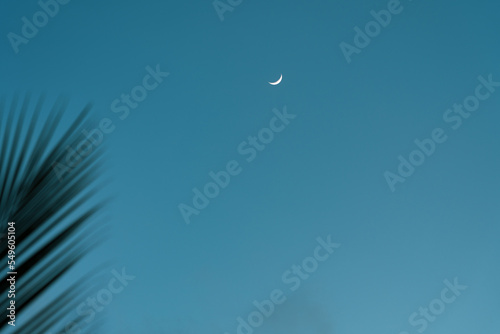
[[1, 0, 499, 333]]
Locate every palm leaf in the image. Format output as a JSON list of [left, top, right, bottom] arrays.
[[0, 94, 108, 333]]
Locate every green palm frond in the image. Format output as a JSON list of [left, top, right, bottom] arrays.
[[0, 94, 108, 333]]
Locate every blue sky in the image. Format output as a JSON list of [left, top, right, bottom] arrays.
[[1, 0, 499, 333]]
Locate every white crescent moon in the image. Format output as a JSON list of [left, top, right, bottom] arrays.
[[269, 74, 283, 85]]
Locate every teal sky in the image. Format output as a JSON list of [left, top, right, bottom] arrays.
[[1, 0, 499, 333]]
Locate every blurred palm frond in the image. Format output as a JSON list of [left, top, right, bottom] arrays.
[[0, 94, 108, 333]]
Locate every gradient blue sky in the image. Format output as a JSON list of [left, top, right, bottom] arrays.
[[1, 0, 500, 333]]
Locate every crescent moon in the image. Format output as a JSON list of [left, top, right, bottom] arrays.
[[269, 74, 283, 85]]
